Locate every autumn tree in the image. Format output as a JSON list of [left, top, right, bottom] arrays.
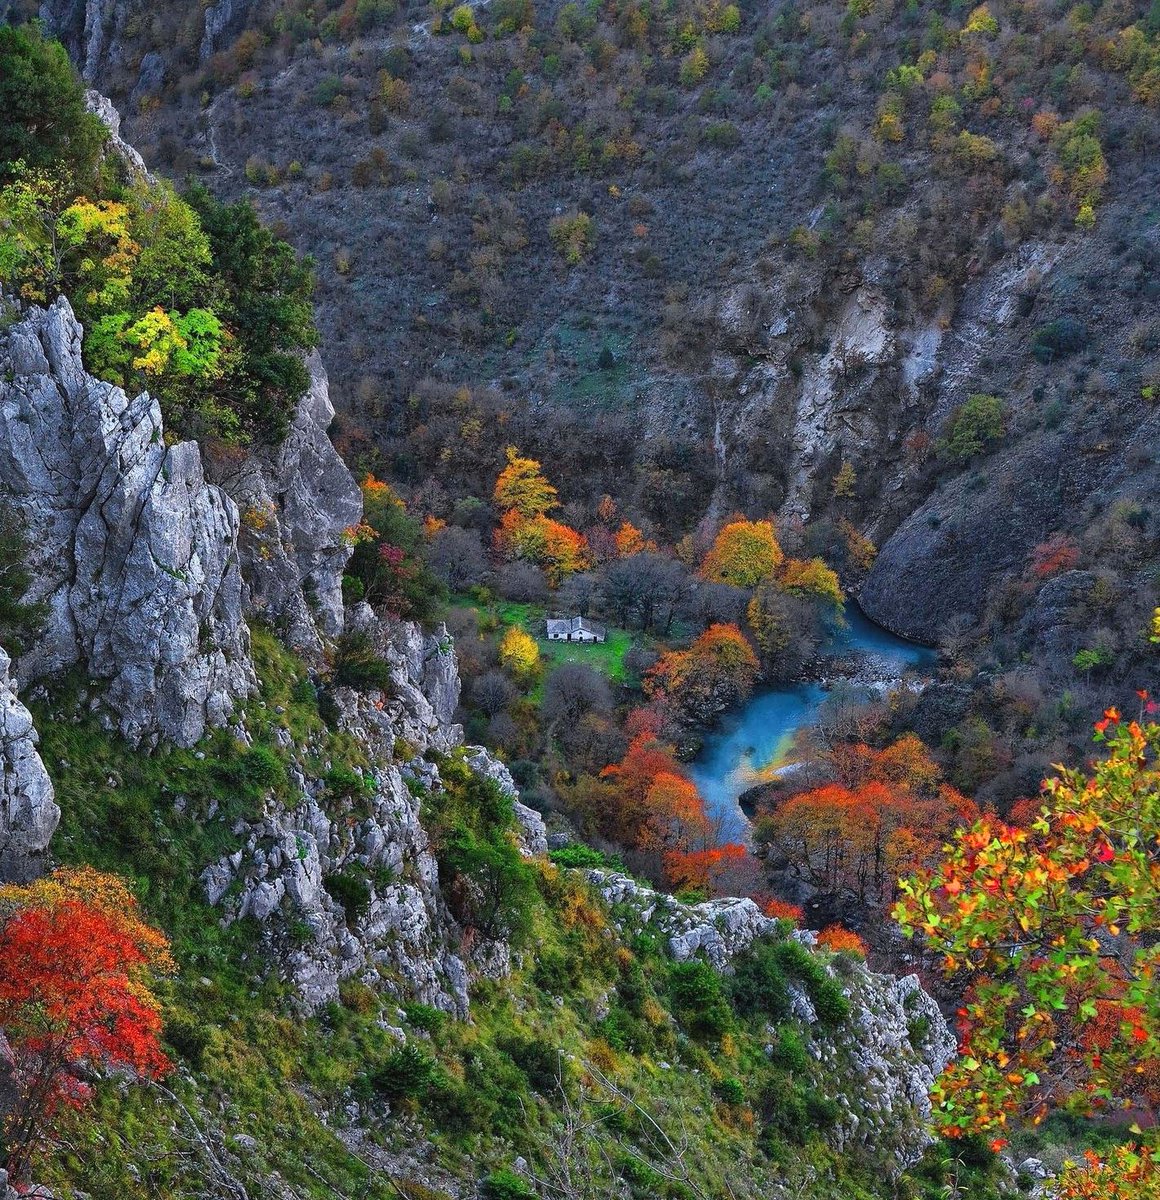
[[492, 448, 589, 584], [778, 558, 844, 609], [494, 446, 558, 517], [614, 521, 656, 557], [894, 710, 1160, 1138], [640, 771, 711, 854], [760, 737, 977, 902], [599, 729, 684, 847], [0, 868, 174, 1183], [664, 843, 758, 896], [644, 623, 759, 727], [498, 625, 540, 683], [699, 519, 784, 587], [494, 508, 590, 585], [345, 476, 445, 619]]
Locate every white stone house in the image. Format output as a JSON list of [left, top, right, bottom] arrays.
[[545, 616, 607, 644]]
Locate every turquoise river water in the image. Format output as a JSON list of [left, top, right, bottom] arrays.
[[686, 606, 936, 841]]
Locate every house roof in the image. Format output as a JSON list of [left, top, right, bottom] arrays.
[[546, 615, 606, 637]]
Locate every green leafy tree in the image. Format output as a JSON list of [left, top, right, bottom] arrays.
[[0, 23, 105, 183], [125, 179, 214, 311], [942, 394, 1005, 462], [185, 184, 318, 443], [0, 168, 67, 301]]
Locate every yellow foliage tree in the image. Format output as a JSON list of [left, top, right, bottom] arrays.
[[494, 446, 558, 518], [699, 519, 783, 587], [498, 625, 540, 682], [779, 558, 845, 608]]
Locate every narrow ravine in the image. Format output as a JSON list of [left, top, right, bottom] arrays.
[[688, 604, 936, 840]]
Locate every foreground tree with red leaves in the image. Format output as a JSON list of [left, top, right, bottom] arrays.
[[894, 709, 1159, 1139], [0, 867, 174, 1183]]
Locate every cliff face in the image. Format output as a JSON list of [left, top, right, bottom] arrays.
[[0, 298, 254, 748], [0, 648, 57, 883], [207, 353, 362, 659], [199, 622, 493, 1017], [0, 294, 516, 1013]]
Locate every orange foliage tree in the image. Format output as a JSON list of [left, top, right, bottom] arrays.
[[663, 843, 757, 895], [817, 924, 868, 956], [761, 736, 978, 902], [492, 448, 589, 584], [1053, 1145, 1158, 1200], [699, 519, 784, 587], [0, 867, 174, 1182], [595, 724, 759, 894], [644, 623, 759, 726], [614, 520, 656, 558], [640, 771, 711, 854], [599, 729, 690, 848]]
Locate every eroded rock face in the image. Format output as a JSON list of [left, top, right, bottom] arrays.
[[0, 299, 255, 747], [0, 648, 58, 883], [209, 355, 362, 658], [206, 756, 475, 1016], [199, 618, 504, 1014], [464, 745, 548, 855], [590, 869, 956, 1172], [345, 606, 464, 752]]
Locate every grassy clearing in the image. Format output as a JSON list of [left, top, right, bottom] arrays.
[[490, 599, 634, 684]]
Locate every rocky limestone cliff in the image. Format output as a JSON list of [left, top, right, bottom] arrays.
[[198, 613, 539, 1015], [590, 870, 957, 1170], [0, 299, 255, 748], [0, 647, 58, 883], [208, 354, 362, 658], [16, 0, 261, 85]]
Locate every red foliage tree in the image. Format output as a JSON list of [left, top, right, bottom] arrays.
[[0, 869, 173, 1182], [1029, 534, 1081, 579]]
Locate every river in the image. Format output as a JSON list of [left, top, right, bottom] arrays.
[[686, 605, 936, 841]]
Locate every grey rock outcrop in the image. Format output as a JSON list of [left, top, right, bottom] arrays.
[[590, 871, 783, 968], [0, 648, 58, 883], [200, 0, 263, 62], [209, 355, 362, 657], [199, 620, 486, 1014], [85, 88, 148, 175], [343, 606, 464, 752], [588, 869, 956, 1171], [0, 299, 255, 747], [464, 745, 547, 855], [204, 756, 474, 1015], [36, 0, 127, 82]]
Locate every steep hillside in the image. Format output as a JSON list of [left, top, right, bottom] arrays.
[[0, 295, 995, 1200], [10, 0, 1159, 695], [1, 15, 1157, 1199]]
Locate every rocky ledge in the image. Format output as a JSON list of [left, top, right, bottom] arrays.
[[588, 869, 957, 1171]]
